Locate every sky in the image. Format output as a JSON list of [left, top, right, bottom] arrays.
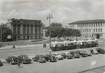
[[0, 0, 104, 26]]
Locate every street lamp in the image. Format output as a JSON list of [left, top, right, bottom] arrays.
[[47, 12, 53, 50]]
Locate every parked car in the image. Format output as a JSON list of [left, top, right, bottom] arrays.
[[79, 50, 92, 57], [18, 55, 32, 64], [71, 51, 80, 58], [55, 54, 64, 60], [44, 54, 57, 62], [61, 53, 67, 59], [32, 55, 40, 62], [0, 60, 3, 66], [6, 56, 18, 65], [66, 52, 74, 59], [32, 55, 46, 63], [85, 50, 92, 56], [49, 55, 57, 62], [90, 49, 98, 55], [0, 58, 6, 63], [96, 48, 105, 54]]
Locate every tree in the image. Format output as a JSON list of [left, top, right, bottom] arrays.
[[0, 24, 12, 42], [50, 23, 63, 28], [64, 28, 81, 37], [72, 29, 81, 37], [46, 23, 81, 38], [46, 23, 64, 37]]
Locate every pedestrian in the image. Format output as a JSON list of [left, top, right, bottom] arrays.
[[43, 43, 46, 48], [17, 58, 22, 68], [13, 45, 15, 48], [48, 49, 52, 55]]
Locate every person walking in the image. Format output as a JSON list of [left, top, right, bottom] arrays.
[[48, 49, 52, 55], [43, 43, 46, 48], [13, 45, 15, 48], [17, 58, 22, 68]]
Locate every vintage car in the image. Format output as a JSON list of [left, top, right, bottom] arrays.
[[0, 60, 3, 66], [6, 56, 18, 65], [32, 55, 46, 63], [90, 48, 98, 55], [71, 51, 81, 58], [44, 54, 57, 62], [96, 48, 105, 54], [79, 50, 92, 57], [66, 52, 74, 59], [18, 55, 32, 64], [55, 54, 64, 60], [60, 53, 67, 59]]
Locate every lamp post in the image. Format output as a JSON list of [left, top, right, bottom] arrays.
[[47, 13, 53, 50]]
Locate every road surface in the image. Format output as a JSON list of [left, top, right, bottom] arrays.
[[79, 66, 105, 73], [0, 54, 105, 73], [0, 41, 105, 73]]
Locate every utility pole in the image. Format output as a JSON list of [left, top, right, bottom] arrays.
[[47, 12, 53, 49]]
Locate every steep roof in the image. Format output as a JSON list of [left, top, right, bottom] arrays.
[[70, 19, 105, 24]]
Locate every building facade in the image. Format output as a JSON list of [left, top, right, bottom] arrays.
[[0, 24, 11, 41], [10, 18, 43, 40], [69, 19, 105, 39], [0, 26, 2, 41]]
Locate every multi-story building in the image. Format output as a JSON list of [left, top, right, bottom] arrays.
[[10, 18, 43, 40], [69, 19, 105, 39], [0, 24, 9, 41], [0, 26, 2, 41]]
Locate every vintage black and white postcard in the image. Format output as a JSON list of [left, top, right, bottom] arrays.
[[0, 0, 105, 73]]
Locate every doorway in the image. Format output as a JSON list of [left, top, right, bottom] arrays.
[[96, 34, 100, 39]]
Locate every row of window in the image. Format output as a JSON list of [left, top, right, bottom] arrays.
[[23, 26, 41, 34], [93, 29, 102, 32], [82, 34, 93, 38], [81, 28, 102, 32], [17, 35, 41, 40], [13, 26, 41, 35], [78, 23, 103, 27]]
